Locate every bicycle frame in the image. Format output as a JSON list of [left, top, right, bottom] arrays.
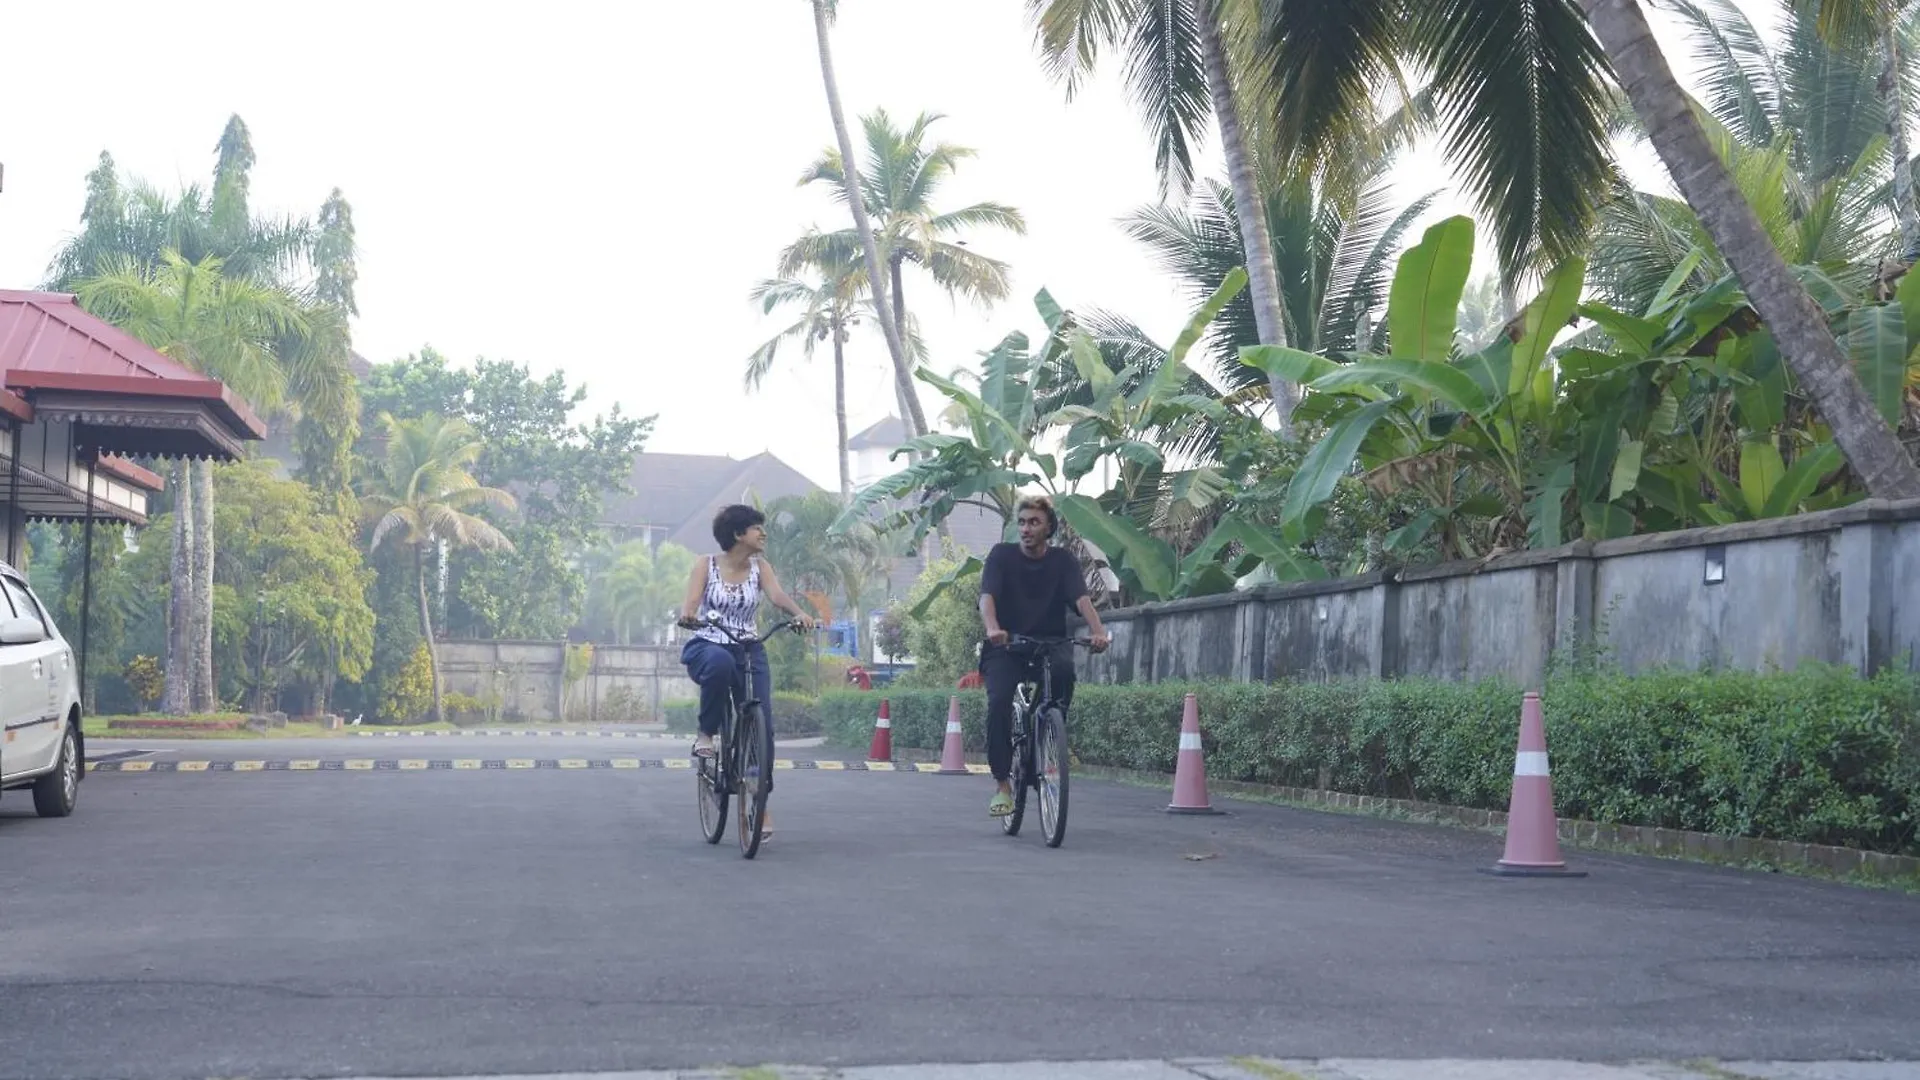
[[1005, 635, 1087, 781], [694, 616, 801, 794]]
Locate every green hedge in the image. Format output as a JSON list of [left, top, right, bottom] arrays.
[[821, 665, 1920, 855], [665, 691, 821, 737]]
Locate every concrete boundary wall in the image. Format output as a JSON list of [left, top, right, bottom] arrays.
[[1078, 498, 1920, 688]]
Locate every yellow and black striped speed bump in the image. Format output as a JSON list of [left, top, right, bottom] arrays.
[[353, 729, 684, 739], [85, 758, 993, 774]]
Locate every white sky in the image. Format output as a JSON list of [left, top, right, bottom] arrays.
[[0, 1, 1774, 491]]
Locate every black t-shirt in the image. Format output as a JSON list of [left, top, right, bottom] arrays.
[[979, 542, 1087, 640]]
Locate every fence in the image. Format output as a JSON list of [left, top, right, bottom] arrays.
[[1078, 498, 1920, 688]]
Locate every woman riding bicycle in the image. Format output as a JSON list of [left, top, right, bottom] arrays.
[[678, 504, 817, 774]]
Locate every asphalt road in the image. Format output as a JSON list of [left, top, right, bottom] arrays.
[[1, 734, 1914, 1080]]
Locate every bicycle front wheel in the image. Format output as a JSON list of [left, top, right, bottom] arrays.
[[1002, 710, 1029, 837], [736, 704, 774, 858], [1037, 706, 1069, 847], [697, 740, 727, 845]]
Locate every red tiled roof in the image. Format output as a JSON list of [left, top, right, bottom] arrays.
[[97, 453, 164, 491], [0, 290, 266, 440]]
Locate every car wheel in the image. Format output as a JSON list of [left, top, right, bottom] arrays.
[[33, 724, 78, 818]]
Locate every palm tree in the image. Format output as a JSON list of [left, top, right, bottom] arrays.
[[807, 0, 924, 438], [747, 246, 866, 500], [1787, 0, 1920, 251], [1028, 0, 1310, 427], [765, 491, 889, 635], [74, 251, 307, 715], [1195, 1, 1916, 497], [789, 109, 1027, 430], [1121, 171, 1439, 385], [359, 413, 516, 724], [49, 117, 363, 705], [583, 541, 695, 644], [1581, 0, 1920, 498]]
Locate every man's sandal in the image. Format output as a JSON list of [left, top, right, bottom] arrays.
[[988, 791, 1014, 817]]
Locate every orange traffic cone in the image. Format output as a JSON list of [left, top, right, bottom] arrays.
[[866, 698, 892, 762], [937, 695, 968, 774], [1480, 691, 1586, 878], [1166, 693, 1224, 815]]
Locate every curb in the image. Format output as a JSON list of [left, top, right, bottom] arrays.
[[843, 741, 1920, 887]]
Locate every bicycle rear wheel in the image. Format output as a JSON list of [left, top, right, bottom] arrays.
[[1037, 706, 1069, 847], [697, 742, 727, 844], [736, 703, 774, 858]]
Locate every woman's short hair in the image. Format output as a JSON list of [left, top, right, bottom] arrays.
[[712, 503, 766, 551], [1016, 494, 1058, 538]]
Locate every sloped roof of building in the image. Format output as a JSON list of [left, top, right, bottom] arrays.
[[0, 289, 265, 457], [848, 415, 909, 451], [604, 450, 823, 552]]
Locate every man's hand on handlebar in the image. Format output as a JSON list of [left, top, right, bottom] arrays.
[[1089, 629, 1111, 653], [985, 626, 1009, 647]]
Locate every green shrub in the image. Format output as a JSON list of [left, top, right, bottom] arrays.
[[600, 685, 651, 724], [819, 664, 1920, 854], [664, 700, 699, 734]]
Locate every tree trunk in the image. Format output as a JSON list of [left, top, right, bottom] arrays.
[[833, 314, 852, 500], [161, 460, 194, 716], [1582, 0, 1920, 500], [889, 254, 909, 367], [810, 0, 929, 439], [416, 542, 444, 724], [191, 458, 216, 713], [1882, 15, 1920, 258], [1194, 0, 1296, 436]]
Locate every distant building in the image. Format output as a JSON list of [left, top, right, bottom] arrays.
[[600, 451, 822, 553]]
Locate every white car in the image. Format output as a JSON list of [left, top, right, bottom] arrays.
[[0, 560, 83, 817]]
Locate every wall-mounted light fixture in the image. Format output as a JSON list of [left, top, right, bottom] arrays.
[[1703, 544, 1726, 586]]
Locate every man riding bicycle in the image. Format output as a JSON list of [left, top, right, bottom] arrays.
[[978, 495, 1110, 818]]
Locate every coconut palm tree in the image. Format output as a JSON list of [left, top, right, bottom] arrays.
[[74, 251, 308, 714], [1121, 173, 1440, 385], [583, 541, 695, 645], [807, 0, 924, 438], [789, 109, 1027, 428], [747, 247, 867, 500], [748, 239, 934, 499], [1208, 0, 1917, 497], [764, 491, 889, 636], [359, 412, 516, 725], [1786, 0, 1920, 250], [1027, 0, 1304, 426], [1582, 0, 1920, 498], [49, 117, 363, 707]]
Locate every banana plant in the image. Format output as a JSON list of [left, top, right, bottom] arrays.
[[1242, 215, 1583, 558], [1247, 214, 1877, 560], [832, 291, 1071, 547]]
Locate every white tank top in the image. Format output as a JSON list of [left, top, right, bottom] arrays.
[[695, 555, 760, 644]]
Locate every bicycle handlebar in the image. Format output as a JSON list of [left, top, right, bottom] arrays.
[[1006, 633, 1097, 648], [681, 613, 813, 645]]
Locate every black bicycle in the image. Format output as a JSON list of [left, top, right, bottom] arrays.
[[1000, 634, 1094, 848], [686, 614, 805, 859]]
